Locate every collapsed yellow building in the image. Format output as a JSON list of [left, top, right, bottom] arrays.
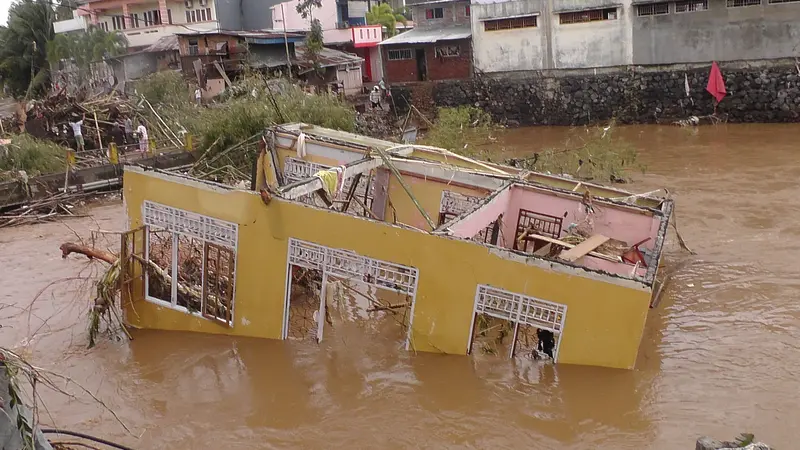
[[120, 124, 672, 370]]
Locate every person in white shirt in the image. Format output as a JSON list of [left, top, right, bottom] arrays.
[[195, 88, 202, 106], [68, 113, 85, 151], [136, 123, 149, 153]]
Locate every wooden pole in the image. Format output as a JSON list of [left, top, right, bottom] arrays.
[[93, 111, 103, 149], [374, 147, 436, 230]]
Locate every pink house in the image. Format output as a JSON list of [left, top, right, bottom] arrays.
[[271, 0, 384, 81]]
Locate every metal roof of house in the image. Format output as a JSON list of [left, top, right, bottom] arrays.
[[294, 46, 364, 69], [143, 35, 179, 53], [175, 29, 305, 41], [379, 26, 471, 45]]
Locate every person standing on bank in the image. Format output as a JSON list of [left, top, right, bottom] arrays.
[[195, 87, 202, 106], [369, 86, 382, 110], [136, 122, 149, 153], [123, 115, 133, 146], [68, 113, 85, 152]]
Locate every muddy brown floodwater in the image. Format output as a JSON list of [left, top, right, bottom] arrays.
[[1, 123, 799, 449]]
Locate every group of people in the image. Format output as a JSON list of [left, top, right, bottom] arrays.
[[66, 114, 149, 154]]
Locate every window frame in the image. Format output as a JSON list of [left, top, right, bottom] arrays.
[[483, 14, 538, 31], [435, 45, 460, 58], [636, 2, 670, 16], [425, 7, 444, 19], [675, 0, 709, 12], [726, 0, 761, 6], [559, 8, 617, 24], [387, 48, 413, 60], [143, 202, 238, 327]]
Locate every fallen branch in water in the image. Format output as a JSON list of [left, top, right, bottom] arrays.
[[60, 242, 117, 264]]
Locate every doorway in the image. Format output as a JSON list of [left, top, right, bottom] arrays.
[[415, 48, 427, 81]]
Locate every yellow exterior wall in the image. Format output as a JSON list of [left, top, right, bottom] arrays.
[[123, 169, 653, 369]]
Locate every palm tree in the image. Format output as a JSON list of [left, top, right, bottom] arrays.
[[0, 0, 56, 97], [366, 3, 408, 37]]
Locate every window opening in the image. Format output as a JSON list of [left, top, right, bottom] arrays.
[[146, 228, 173, 302], [559, 8, 617, 24], [143, 201, 238, 326], [425, 7, 444, 19], [282, 157, 374, 216], [675, 0, 708, 11], [727, 0, 761, 5], [513, 209, 563, 253], [188, 39, 199, 55], [637, 3, 670, 15], [388, 48, 413, 60], [283, 239, 418, 348], [203, 243, 235, 323], [484, 15, 537, 31], [465, 5, 470, 16], [469, 285, 567, 362], [435, 45, 460, 58]]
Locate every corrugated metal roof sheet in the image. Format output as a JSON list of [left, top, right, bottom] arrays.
[[379, 26, 471, 45], [143, 35, 179, 53], [294, 46, 364, 69]]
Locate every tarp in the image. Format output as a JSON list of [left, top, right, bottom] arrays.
[[706, 61, 727, 104]]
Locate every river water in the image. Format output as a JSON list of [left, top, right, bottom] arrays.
[[1, 124, 798, 449]]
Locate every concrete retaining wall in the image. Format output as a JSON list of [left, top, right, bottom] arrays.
[[390, 58, 800, 125]]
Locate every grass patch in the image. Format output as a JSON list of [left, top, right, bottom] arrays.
[[0, 134, 67, 181], [421, 106, 494, 156]]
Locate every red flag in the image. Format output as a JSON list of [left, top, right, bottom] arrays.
[[706, 61, 726, 104]]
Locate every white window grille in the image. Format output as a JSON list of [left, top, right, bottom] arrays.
[[388, 49, 413, 60], [143, 200, 237, 249], [142, 201, 238, 326], [284, 238, 419, 347], [768, 0, 799, 3], [475, 285, 566, 333], [282, 158, 374, 213], [636, 2, 670, 15], [288, 239, 417, 294], [675, 0, 709, 11], [727, 0, 761, 6]]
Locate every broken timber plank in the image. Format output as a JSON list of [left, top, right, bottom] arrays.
[[559, 234, 610, 262], [525, 234, 620, 263], [214, 61, 233, 87]]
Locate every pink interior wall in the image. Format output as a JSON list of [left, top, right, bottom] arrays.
[[449, 188, 511, 238], [503, 186, 661, 251]]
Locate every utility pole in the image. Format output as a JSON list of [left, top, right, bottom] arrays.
[[281, 3, 292, 80]]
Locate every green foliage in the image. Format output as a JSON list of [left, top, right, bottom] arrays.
[[366, 3, 408, 36], [0, 134, 67, 180], [514, 123, 645, 183], [295, 0, 322, 18], [133, 70, 189, 105], [132, 73, 355, 178], [422, 106, 494, 156], [306, 19, 324, 58], [47, 25, 128, 72], [0, 0, 56, 98]]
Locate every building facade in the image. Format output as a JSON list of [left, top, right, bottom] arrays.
[[54, 0, 287, 49], [472, 0, 800, 73], [380, 0, 473, 82], [270, 0, 384, 81], [119, 124, 672, 370]]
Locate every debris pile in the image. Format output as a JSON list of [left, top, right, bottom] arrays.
[[0, 192, 115, 229]]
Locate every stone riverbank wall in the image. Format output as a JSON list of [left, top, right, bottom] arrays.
[[390, 58, 800, 126]]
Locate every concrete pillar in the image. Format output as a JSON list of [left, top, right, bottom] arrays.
[[158, 0, 169, 25], [122, 3, 132, 28]]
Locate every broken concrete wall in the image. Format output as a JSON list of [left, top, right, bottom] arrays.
[[123, 166, 654, 369]]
